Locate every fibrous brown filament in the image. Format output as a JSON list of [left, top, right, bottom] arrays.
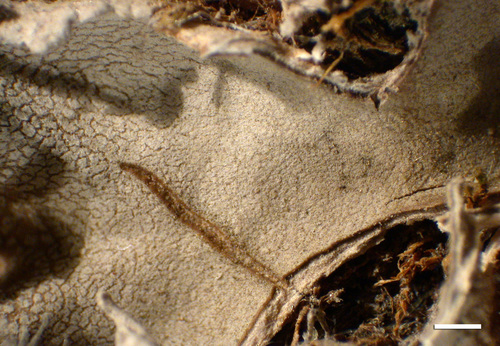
[[119, 162, 288, 289], [322, 0, 377, 36]]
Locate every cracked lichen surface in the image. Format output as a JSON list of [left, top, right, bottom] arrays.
[[0, 0, 499, 344]]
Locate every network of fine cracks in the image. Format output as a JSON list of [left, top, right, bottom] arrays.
[[94, 163, 499, 345]]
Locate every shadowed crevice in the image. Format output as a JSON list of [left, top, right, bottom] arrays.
[[0, 141, 83, 301], [0, 197, 83, 302], [272, 220, 448, 345], [456, 37, 500, 138]]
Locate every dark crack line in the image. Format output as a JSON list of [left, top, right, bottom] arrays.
[[386, 184, 445, 205]]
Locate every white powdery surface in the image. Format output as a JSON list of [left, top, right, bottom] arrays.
[[0, 0, 155, 53]]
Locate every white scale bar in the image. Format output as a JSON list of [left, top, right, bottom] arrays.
[[434, 324, 482, 330]]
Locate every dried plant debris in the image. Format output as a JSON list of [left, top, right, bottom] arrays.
[[465, 168, 491, 209], [151, 0, 434, 104], [271, 220, 448, 345], [419, 179, 500, 346]]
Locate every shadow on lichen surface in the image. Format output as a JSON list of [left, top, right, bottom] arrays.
[[456, 37, 500, 139], [0, 147, 83, 301], [0, 49, 193, 129], [0, 195, 84, 302]]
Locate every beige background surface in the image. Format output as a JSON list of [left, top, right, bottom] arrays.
[[0, 0, 498, 344]]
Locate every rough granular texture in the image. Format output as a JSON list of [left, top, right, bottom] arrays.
[[0, 0, 498, 344]]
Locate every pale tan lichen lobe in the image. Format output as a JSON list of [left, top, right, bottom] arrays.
[[119, 162, 288, 289]]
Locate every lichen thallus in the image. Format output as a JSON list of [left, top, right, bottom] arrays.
[[119, 162, 333, 344], [119, 162, 455, 345], [119, 163, 288, 287]]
